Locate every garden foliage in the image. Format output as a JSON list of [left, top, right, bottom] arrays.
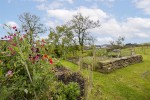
[[0, 25, 80, 100]]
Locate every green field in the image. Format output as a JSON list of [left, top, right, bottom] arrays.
[[61, 47, 150, 100]]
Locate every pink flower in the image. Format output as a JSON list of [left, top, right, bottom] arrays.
[[5, 70, 13, 77], [34, 56, 39, 61], [9, 47, 13, 51], [12, 26, 16, 29], [14, 34, 16, 36], [4, 36, 7, 39], [12, 44, 17, 46], [8, 38, 12, 42]]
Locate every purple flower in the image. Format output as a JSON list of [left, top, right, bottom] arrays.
[[14, 34, 16, 36], [4, 36, 7, 39], [33, 56, 39, 61], [5, 70, 13, 77], [12, 26, 16, 29]]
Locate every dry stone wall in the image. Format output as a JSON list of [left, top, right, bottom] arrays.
[[67, 55, 143, 73], [96, 55, 143, 73]]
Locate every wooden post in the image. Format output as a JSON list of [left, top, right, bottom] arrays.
[[79, 45, 83, 71], [88, 65, 93, 90]]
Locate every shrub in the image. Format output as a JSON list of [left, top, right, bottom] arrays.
[[0, 25, 80, 99]]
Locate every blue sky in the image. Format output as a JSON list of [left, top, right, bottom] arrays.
[[0, 0, 150, 44]]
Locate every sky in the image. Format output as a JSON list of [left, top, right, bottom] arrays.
[[0, 0, 150, 45]]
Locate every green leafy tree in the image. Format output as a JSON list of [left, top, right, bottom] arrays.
[[48, 25, 76, 58], [67, 13, 101, 54]]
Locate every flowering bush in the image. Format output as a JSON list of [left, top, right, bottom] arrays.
[[0, 25, 80, 100]]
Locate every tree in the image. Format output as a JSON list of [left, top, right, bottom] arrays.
[[19, 12, 46, 45], [48, 25, 76, 58], [110, 36, 125, 49], [67, 13, 101, 54], [110, 36, 125, 57]]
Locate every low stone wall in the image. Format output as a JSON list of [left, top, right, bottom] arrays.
[[96, 55, 143, 73]]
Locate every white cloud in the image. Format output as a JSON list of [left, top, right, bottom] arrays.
[[85, 0, 115, 2], [97, 17, 150, 39], [36, 0, 75, 10], [126, 17, 150, 29], [36, 4, 47, 10], [46, 7, 108, 23], [98, 18, 122, 37], [96, 37, 113, 44], [6, 21, 19, 28], [35, 0, 150, 43], [33, 0, 47, 2], [136, 33, 150, 38], [37, 1, 63, 10], [134, 0, 150, 14], [39, 4, 150, 44], [64, 0, 74, 4]]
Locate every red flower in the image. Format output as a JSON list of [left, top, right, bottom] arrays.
[[44, 54, 48, 58], [49, 58, 53, 64], [9, 47, 13, 51], [20, 38, 23, 41], [42, 54, 48, 60], [42, 39, 46, 43], [12, 43, 17, 46]]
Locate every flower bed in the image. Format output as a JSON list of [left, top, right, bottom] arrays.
[[0, 25, 80, 100]]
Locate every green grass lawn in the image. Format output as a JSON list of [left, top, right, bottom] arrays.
[[61, 47, 150, 100]]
